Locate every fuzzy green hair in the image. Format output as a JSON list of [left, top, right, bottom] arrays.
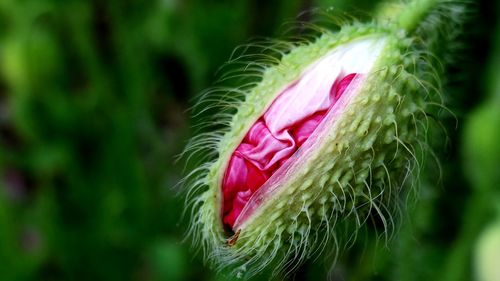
[[180, 0, 467, 278]]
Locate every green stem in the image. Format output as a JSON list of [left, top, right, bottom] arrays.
[[397, 0, 439, 32]]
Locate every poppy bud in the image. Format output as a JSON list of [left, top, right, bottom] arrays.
[[181, 0, 466, 278]]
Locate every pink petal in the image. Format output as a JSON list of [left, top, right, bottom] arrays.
[[222, 73, 358, 229]]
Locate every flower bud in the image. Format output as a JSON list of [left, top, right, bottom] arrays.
[[182, 1, 466, 278]]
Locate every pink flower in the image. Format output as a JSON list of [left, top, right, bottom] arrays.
[[222, 72, 358, 229]]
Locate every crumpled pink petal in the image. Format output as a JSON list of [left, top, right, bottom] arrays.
[[222, 73, 358, 229]]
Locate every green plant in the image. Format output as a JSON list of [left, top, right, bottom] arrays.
[[182, 0, 468, 279]]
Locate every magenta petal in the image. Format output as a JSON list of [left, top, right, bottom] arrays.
[[222, 73, 358, 229]]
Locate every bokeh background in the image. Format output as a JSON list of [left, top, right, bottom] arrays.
[[0, 0, 498, 280]]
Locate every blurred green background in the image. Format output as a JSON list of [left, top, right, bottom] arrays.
[[0, 0, 498, 280]]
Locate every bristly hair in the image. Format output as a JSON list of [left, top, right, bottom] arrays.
[[177, 1, 469, 279]]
